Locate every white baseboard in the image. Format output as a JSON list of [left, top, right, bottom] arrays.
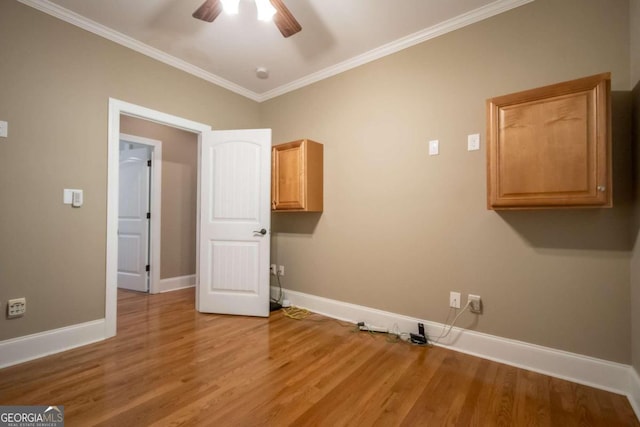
[[158, 274, 195, 293], [0, 319, 106, 369], [630, 368, 640, 420], [1, 288, 637, 421], [281, 288, 639, 419]]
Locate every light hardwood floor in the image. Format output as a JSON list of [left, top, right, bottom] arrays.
[[1, 288, 638, 426]]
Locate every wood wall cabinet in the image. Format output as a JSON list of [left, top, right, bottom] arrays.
[[486, 73, 612, 210], [271, 139, 323, 212]]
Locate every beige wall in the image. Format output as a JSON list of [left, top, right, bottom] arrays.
[[630, 0, 640, 377], [263, 0, 633, 363], [631, 83, 640, 377], [0, 0, 636, 366], [632, 0, 640, 84], [0, 1, 260, 340], [120, 116, 197, 280]]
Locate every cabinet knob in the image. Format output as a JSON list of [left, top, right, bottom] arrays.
[[597, 186, 606, 192]]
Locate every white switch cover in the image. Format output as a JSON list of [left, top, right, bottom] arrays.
[[63, 189, 82, 204], [0, 121, 7, 138], [428, 140, 439, 156], [467, 134, 480, 151], [449, 291, 461, 309]]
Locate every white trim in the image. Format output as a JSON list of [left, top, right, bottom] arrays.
[[18, 0, 533, 103], [0, 320, 106, 369], [630, 368, 640, 421], [158, 274, 196, 293], [108, 98, 211, 338], [119, 133, 162, 295], [253, 0, 535, 101], [17, 0, 261, 102], [281, 288, 639, 412]]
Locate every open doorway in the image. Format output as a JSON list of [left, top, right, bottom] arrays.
[[107, 99, 272, 339], [118, 117, 198, 295], [106, 99, 212, 338]]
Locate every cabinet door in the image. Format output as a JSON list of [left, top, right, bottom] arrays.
[[487, 73, 611, 209], [272, 141, 306, 210]]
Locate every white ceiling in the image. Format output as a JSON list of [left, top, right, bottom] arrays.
[[21, 0, 532, 101]]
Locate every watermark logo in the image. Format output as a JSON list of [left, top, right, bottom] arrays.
[[0, 405, 64, 427]]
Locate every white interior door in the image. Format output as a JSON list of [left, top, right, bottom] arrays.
[[118, 147, 150, 292], [198, 129, 271, 316]]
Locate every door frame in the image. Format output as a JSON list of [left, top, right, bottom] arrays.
[[118, 133, 162, 295], [107, 98, 211, 338]]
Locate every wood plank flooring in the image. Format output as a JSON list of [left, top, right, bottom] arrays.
[[0, 288, 637, 426]]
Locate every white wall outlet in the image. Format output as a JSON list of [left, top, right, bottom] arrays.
[[449, 291, 461, 309], [278, 265, 285, 276], [8, 297, 26, 318], [0, 121, 8, 138], [270, 264, 277, 275], [467, 133, 480, 151], [468, 294, 482, 313], [428, 139, 439, 156]]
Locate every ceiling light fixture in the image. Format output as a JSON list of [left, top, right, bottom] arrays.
[[193, 0, 302, 38], [254, 0, 277, 21], [220, 0, 240, 14]]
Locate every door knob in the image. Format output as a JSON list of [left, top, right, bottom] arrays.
[[253, 228, 267, 235]]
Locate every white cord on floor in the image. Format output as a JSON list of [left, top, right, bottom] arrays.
[[430, 301, 471, 344]]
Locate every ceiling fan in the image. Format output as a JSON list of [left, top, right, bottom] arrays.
[[192, 0, 302, 38]]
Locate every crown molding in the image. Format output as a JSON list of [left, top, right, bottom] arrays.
[[16, 0, 263, 102], [18, 0, 533, 103], [257, 0, 534, 101]]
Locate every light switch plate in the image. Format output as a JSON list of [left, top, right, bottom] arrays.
[[429, 140, 439, 156], [0, 121, 7, 138], [467, 134, 480, 151], [63, 189, 82, 204]]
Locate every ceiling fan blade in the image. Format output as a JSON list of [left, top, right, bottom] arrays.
[[270, 0, 302, 38], [193, 0, 223, 22]]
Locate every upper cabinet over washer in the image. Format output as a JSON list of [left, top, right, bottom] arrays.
[[486, 73, 611, 210], [272, 139, 323, 212]]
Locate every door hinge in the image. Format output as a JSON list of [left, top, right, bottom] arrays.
[[147, 160, 152, 167], [146, 264, 150, 272], [147, 212, 151, 219]]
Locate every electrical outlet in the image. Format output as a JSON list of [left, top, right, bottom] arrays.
[[428, 139, 439, 156], [449, 291, 461, 309], [278, 265, 285, 276], [270, 264, 276, 275], [467, 133, 480, 151], [8, 298, 26, 318], [468, 294, 482, 314], [0, 121, 8, 138]]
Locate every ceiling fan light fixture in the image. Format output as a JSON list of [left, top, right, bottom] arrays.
[[221, 0, 239, 15], [192, 0, 301, 37], [255, 0, 277, 21]]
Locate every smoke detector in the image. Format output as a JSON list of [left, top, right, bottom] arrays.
[[256, 67, 269, 79]]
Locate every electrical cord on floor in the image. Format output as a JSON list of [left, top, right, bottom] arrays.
[[282, 306, 310, 319], [270, 271, 283, 305], [430, 301, 472, 344], [281, 306, 358, 330], [279, 301, 473, 347]]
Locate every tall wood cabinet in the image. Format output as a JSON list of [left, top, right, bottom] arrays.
[[486, 73, 612, 210], [271, 139, 323, 212]]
